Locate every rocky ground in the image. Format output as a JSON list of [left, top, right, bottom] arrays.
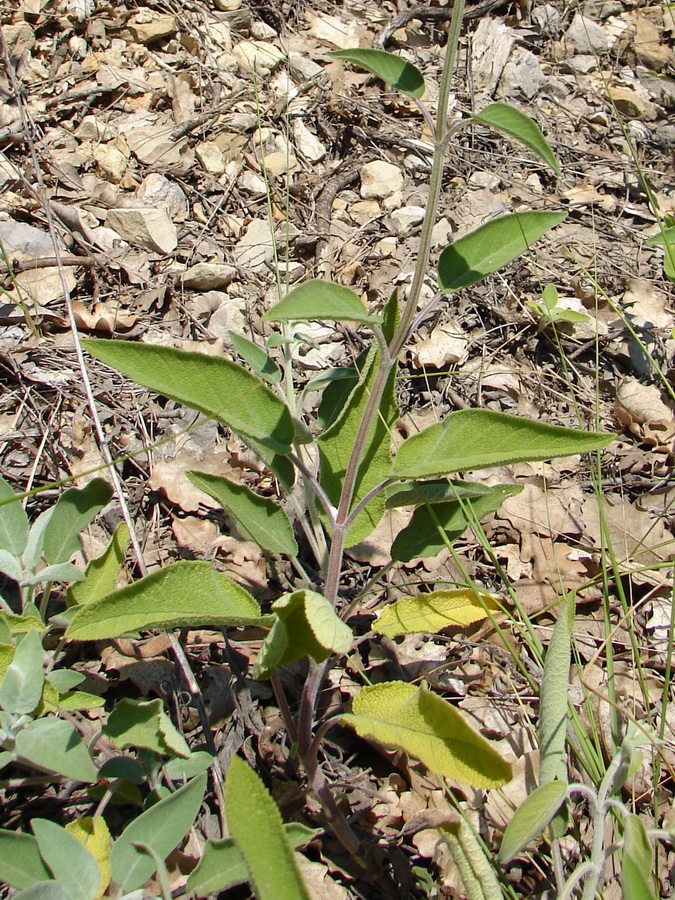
[[1, 0, 675, 896]]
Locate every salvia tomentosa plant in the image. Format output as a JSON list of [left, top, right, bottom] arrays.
[[3, 4, 622, 895]]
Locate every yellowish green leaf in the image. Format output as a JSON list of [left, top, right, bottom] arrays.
[[374, 589, 499, 638]]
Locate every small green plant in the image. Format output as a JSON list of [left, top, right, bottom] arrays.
[[526, 283, 591, 330], [1, 6, 618, 896]]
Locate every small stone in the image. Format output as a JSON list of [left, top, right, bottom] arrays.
[[608, 86, 658, 120], [468, 171, 501, 190], [288, 53, 324, 80], [207, 294, 248, 340], [182, 263, 236, 291], [106, 207, 177, 254], [375, 236, 397, 257], [123, 12, 177, 45], [1, 23, 35, 59], [263, 150, 298, 177], [431, 218, 453, 248], [631, 16, 674, 72], [500, 49, 546, 99], [126, 125, 192, 172], [360, 161, 404, 200], [232, 40, 285, 75], [308, 12, 361, 49], [206, 21, 231, 50], [561, 54, 598, 73], [531, 4, 561, 34], [239, 170, 268, 196], [135, 173, 188, 222], [234, 218, 274, 270], [390, 205, 426, 235], [292, 119, 326, 163], [251, 21, 277, 40], [196, 141, 225, 176], [348, 200, 381, 224], [564, 13, 611, 54], [93, 144, 127, 183], [74, 115, 114, 141], [214, 0, 242, 9]]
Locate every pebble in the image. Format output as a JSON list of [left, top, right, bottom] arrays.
[[182, 263, 236, 291], [564, 13, 611, 54], [360, 161, 403, 200], [106, 207, 177, 254]]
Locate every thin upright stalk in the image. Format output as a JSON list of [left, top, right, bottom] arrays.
[[295, 5, 467, 856]]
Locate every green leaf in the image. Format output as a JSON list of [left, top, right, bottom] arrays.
[[229, 331, 281, 384], [0, 630, 44, 714], [439, 820, 503, 900], [438, 211, 567, 293], [374, 589, 499, 637], [24, 562, 85, 586], [57, 690, 105, 712], [264, 279, 382, 325], [110, 772, 207, 892], [43, 479, 112, 566], [328, 48, 425, 99], [0, 473, 28, 556], [32, 819, 101, 900], [318, 299, 398, 546], [391, 484, 523, 562], [254, 590, 353, 680], [385, 479, 493, 508], [165, 750, 214, 781], [66, 561, 264, 640], [0, 830, 52, 889], [498, 781, 568, 864], [186, 471, 298, 557], [82, 339, 294, 455], [539, 594, 574, 786], [15, 717, 97, 782], [622, 850, 657, 900], [623, 813, 653, 874], [393, 408, 613, 480], [13, 883, 71, 900], [646, 225, 675, 247], [0, 613, 44, 635], [47, 670, 84, 692], [471, 103, 560, 174], [104, 698, 191, 758], [186, 824, 318, 896], [226, 757, 311, 900], [342, 681, 512, 788], [622, 813, 657, 899], [68, 522, 130, 607]]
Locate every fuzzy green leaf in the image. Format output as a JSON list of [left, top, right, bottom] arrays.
[[623, 813, 653, 875], [438, 211, 567, 293], [471, 103, 560, 174], [439, 821, 503, 900], [229, 331, 281, 383], [104, 698, 191, 758], [254, 589, 352, 679], [393, 408, 612, 481], [43, 479, 112, 566], [226, 757, 311, 900], [374, 589, 499, 637], [391, 484, 523, 562], [539, 594, 574, 786], [15, 717, 97, 782], [499, 781, 567, 864], [68, 522, 130, 607], [187, 825, 319, 896], [0, 630, 44, 714], [32, 819, 101, 900], [342, 681, 512, 788], [385, 479, 493, 508], [110, 772, 207, 891], [328, 48, 425, 98], [66, 561, 264, 640], [0, 830, 52, 890], [83, 339, 294, 455], [186, 471, 298, 557], [264, 279, 382, 325], [622, 854, 657, 900], [318, 297, 398, 546], [0, 474, 28, 556]]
